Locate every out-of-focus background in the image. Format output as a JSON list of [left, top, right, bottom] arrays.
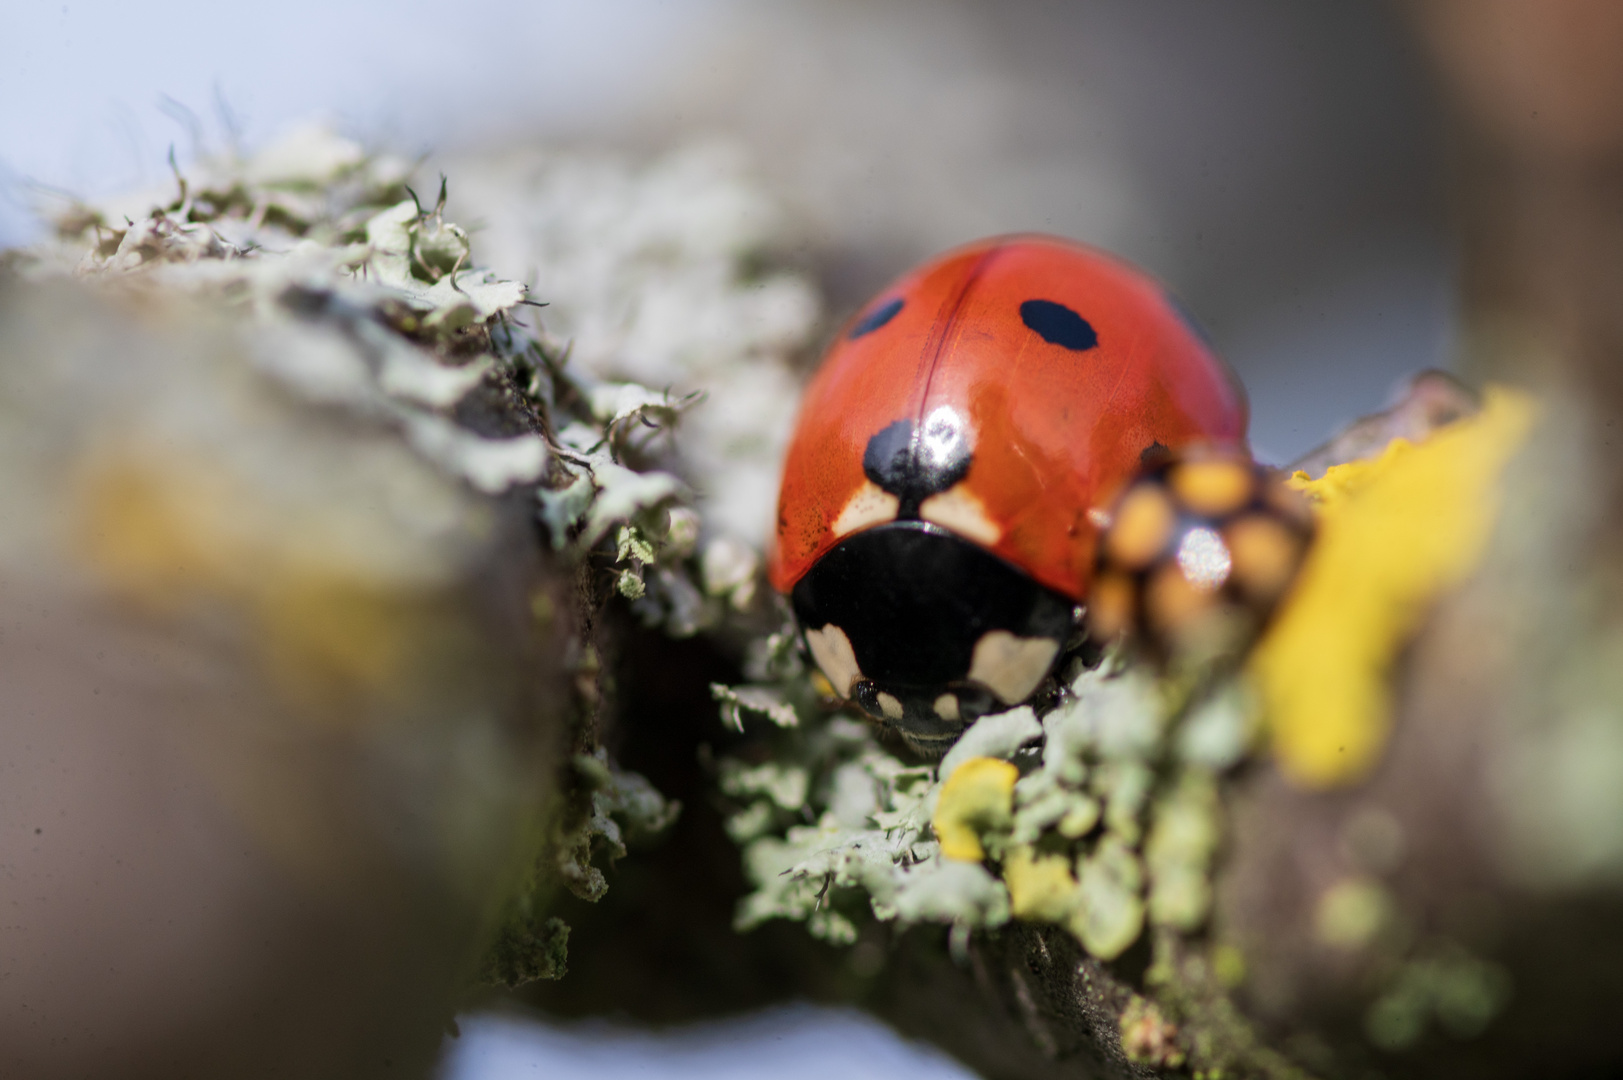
[[0, 2, 1451, 1076], [2, 0, 1450, 465]]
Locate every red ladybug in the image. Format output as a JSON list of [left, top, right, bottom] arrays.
[[769, 235, 1247, 751]]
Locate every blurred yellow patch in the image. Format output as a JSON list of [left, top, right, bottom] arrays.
[[1005, 844, 1080, 921], [933, 757, 1017, 862], [1249, 387, 1537, 788], [73, 452, 452, 715]]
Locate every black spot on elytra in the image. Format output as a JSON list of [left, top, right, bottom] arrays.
[[1140, 440, 1172, 468], [863, 412, 972, 517], [1020, 299, 1097, 351], [848, 297, 905, 339]]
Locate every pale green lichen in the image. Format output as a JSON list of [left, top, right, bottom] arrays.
[[1146, 771, 1221, 932], [442, 140, 820, 550], [938, 707, 1043, 781], [719, 648, 1219, 962], [714, 584, 1522, 1076], [553, 749, 684, 905], [889, 859, 1011, 935], [712, 682, 801, 732], [20, 131, 554, 500], [1074, 834, 1147, 959], [719, 759, 811, 811]]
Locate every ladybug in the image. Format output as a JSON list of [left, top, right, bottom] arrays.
[[1087, 446, 1313, 663], [769, 235, 1247, 752]]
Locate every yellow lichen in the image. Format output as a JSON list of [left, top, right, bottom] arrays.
[[1248, 387, 1538, 787], [1004, 844, 1080, 921], [932, 757, 1018, 862]]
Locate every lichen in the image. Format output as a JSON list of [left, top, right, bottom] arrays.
[[933, 757, 1019, 862], [550, 749, 682, 906], [720, 650, 1221, 964], [1250, 387, 1538, 787], [26, 115, 1552, 1069], [442, 141, 820, 551], [480, 912, 572, 987]]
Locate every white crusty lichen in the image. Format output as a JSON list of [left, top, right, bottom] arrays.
[[442, 141, 830, 637], [444, 141, 822, 552], [15, 124, 549, 497]]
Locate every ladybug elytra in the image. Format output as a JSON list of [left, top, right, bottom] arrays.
[[769, 235, 1249, 751]]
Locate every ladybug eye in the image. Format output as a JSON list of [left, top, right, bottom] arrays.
[[848, 297, 905, 339], [1020, 299, 1097, 351]]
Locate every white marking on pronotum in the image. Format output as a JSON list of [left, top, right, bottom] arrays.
[[968, 630, 1061, 704], [876, 691, 905, 720], [1177, 526, 1232, 591], [805, 624, 862, 696], [919, 484, 1000, 546], [933, 693, 961, 721], [832, 480, 900, 537]]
